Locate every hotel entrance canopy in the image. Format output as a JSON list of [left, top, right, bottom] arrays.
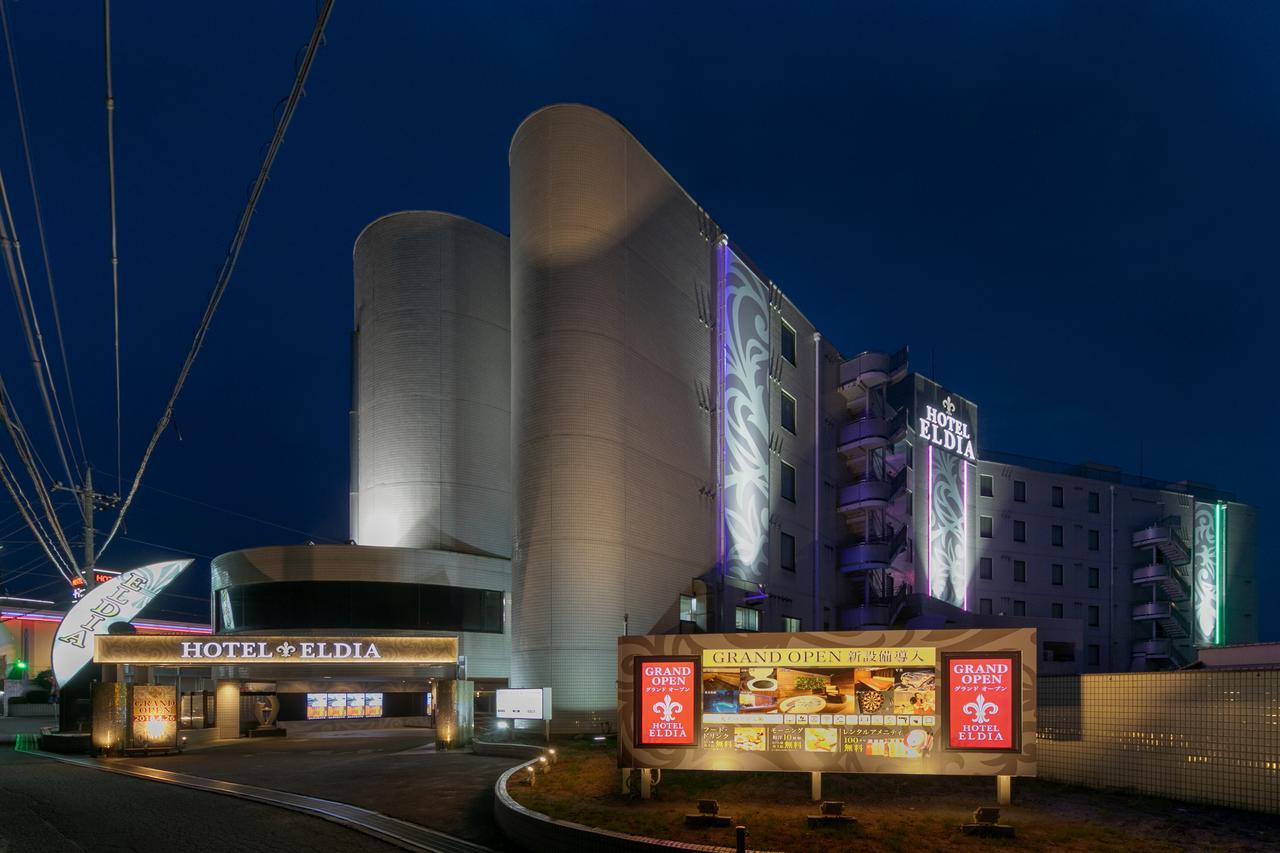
[[93, 635, 458, 666]]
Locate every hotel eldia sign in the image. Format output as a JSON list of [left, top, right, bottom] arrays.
[[944, 653, 1020, 751], [636, 658, 698, 746], [94, 635, 458, 666]]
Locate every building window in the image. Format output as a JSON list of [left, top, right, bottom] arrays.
[[780, 320, 796, 365], [980, 516, 992, 538], [1052, 602, 1063, 618], [679, 595, 696, 622], [1013, 560, 1026, 582], [783, 615, 801, 632], [1088, 605, 1100, 627], [1014, 480, 1026, 502], [1052, 485, 1064, 507], [1051, 525, 1064, 547], [735, 606, 760, 631], [780, 461, 796, 502], [1052, 563, 1064, 585], [1087, 644, 1100, 666], [979, 557, 992, 580], [1088, 491, 1100, 513], [980, 475, 993, 497], [1088, 566, 1100, 589], [1088, 529, 1100, 551], [780, 390, 797, 434], [780, 531, 796, 572], [1013, 600, 1025, 616], [1013, 520, 1026, 542], [979, 598, 992, 615]]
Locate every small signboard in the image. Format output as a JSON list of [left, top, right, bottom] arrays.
[[495, 687, 552, 721], [943, 653, 1020, 751], [129, 684, 178, 751]]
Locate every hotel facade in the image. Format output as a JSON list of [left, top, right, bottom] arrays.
[[213, 104, 1257, 732]]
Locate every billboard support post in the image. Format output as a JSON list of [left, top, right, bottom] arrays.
[[640, 768, 651, 799], [810, 771, 822, 802], [997, 775, 1011, 805]]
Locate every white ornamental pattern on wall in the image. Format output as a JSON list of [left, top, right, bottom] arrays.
[[722, 251, 771, 582], [929, 450, 966, 606], [1193, 503, 1218, 645]]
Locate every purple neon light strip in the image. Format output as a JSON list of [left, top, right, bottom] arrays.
[[961, 461, 969, 611], [926, 445, 933, 599]]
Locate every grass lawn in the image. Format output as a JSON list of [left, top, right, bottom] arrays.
[[508, 738, 1280, 852]]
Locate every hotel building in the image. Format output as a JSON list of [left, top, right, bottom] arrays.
[[212, 104, 1257, 732]]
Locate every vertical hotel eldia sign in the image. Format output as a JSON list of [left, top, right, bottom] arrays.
[[637, 658, 698, 746]]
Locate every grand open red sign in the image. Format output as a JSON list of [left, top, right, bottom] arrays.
[[944, 654, 1020, 751], [636, 658, 698, 746]]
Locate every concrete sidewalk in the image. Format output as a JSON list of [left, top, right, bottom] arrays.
[[0, 715, 53, 742]]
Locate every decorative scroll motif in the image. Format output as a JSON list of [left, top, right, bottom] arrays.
[[928, 448, 968, 606], [1193, 503, 1219, 645], [721, 248, 771, 582]]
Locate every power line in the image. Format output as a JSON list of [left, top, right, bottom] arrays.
[[97, 0, 336, 560], [0, 166, 77, 489], [102, 0, 122, 494], [118, 535, 210, 560], [0, 0, 88, 470]]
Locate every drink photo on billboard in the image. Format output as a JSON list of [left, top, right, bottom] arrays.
[[942, 651, 1022, 752]]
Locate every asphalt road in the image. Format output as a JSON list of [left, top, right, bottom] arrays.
[[118, 730, 519, 849], [0, 747, 403, 853]]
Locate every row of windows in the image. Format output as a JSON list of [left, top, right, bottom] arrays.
[[734, 605, 801, 633], [979, 517, 1101, 550], [979, 557, 1102, 588], [979, 475, 1102, 513], [975, 599, 1102, 626]]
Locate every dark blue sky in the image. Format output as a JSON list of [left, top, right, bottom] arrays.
[[0, 2, 1274, 634]]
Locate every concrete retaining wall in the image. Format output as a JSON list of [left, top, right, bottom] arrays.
[[1038, 670, 1280, 814]]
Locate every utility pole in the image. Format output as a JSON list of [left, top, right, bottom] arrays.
[[54, 467, 120, 591]]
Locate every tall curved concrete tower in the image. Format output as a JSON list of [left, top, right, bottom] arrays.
[[510, 105, 718, 730], [352, 211, 511, 559]]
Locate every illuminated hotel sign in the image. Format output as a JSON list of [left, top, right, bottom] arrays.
[[944, 654, 1020, 751], [636, 658, 698, 746], [94, 634, 457, 666], [918, 397, 976, 461], [619, 628, 1035, 776], [52, 559, 193, 685]]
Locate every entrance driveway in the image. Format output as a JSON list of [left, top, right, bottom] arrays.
[[117, 729, 519, 849]]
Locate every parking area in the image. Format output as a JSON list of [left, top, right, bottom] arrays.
[[117, 730, 520, 849]]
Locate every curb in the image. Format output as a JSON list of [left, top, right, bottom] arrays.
[[492, 757, 784, 853]]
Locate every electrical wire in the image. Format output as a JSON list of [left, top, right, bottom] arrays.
[[0, 0, 88, 471], [0, 166, 77, 489], [0, 452, 73, 583], [96, 0, 335, 560], [102, 0, 122, 495], [0, 376, 77, 573]]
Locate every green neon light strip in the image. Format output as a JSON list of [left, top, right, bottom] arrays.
[[1215, 503, 1226, 645]]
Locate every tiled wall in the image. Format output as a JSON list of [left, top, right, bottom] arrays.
[[1038, 670, 1280, 814]]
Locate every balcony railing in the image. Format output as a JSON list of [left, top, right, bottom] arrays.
[[1132, 524, 1190, 566], [1132, 563, 1189, 601], [837, 347, 909, 391], [1133, 638, 1172, 659]]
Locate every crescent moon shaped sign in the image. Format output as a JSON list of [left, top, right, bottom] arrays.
[[51, 559, 193, 686]]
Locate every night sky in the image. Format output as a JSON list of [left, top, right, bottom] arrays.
[[0, 2, 1274, 636]]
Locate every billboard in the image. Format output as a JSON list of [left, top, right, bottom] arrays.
[[496, 687, 552, 721], [618, 628, 1035, 776], [719, 244, 771, 583], [129, 684, 178, 750]]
